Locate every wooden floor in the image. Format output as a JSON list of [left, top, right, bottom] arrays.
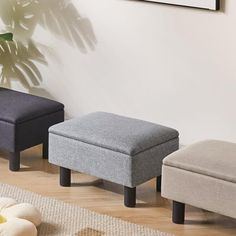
[[0, 146, 235, 236]]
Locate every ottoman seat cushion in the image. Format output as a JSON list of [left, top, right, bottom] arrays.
[[163, 140, 236, 184], [0, 88, 64, 124], [49, 112, 179, 187], [49, 112, 179, 156]]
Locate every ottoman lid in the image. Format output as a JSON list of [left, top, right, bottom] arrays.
[[0, 88, 64, 124], [163, 140, 236, 184], [49, 112, 179, 156]]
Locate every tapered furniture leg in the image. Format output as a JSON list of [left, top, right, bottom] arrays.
[[42, 137, 48, 159], [173, 201, 185, 224], [124, 186, 136, 207], [9, 152, 20, 171], [156, 175, 162, 192], [60, 167, 71, 187]]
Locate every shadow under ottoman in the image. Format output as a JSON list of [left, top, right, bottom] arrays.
[[0, 88, 64, 171], [49, 112, 179, 207]]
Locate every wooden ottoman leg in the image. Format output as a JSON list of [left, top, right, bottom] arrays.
[[9, 152, 20, 171], [60, 167, 71, 187], [124, 186, 136, 207], [156, 175, 162, 192], [42, 136, 48, 159], [173, 201, 185, 224]]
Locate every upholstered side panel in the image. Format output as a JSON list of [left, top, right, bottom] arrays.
[[162, 165, 236, 219], [0, 120, 15, 152], [49, 133, 133, 186], [15, 110, 64, 152], [132, 138, 179, 186], [49, 133, 178, 187]]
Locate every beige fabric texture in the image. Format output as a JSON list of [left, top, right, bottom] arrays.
[[163, 140, 236, 183], [0, 183, 173, 236], [162, 166, 236, 219]]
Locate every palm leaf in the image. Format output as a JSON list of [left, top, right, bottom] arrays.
[[0, 33, 13, 41]]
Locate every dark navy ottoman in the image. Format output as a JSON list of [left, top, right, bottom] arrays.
[[0, 88, 64, 171]]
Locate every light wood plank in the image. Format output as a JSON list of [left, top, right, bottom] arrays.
[[0, 146, 235, 236]]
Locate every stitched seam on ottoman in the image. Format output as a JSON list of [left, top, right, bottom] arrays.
[[0, 109, 64, 125], [49, 132, 178, 157], [49, 132, 131, 157], [132, 137, 179, 157], [163, 164, 236, 184]]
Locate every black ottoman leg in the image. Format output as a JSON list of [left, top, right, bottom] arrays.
[[9, 152, 20, 171], [42, 136, 48, 159], [124, 186, 136, 207], [60, 167, 71, 187], [156, 175, 162, 192], [173, 201, 185, 224]]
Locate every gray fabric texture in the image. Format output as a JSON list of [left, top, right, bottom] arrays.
[[162, 165, 236, 219], [49, 112, 179, 156], [49, 132, 179, 187], [163, 140, 236, 184]]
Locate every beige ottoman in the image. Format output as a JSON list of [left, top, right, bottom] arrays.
[[162, 140, 236, 224]]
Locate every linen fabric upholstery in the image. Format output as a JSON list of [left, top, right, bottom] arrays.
[[0, 87, 63, 124], [49, 112, 179, 156], [49, 112, 179, 187], [162, 140, 236, 219], [0, 87, 64, 152], [163, 140, 236, 184]]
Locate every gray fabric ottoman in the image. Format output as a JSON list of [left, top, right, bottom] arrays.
[[49, 112, 179, 207], [0, 87, 64, 171], [162, 140, 236, 224]]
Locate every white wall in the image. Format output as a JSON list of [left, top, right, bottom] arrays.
[[1, 0, 236, 145]]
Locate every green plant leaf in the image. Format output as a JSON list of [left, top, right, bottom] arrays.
[[0, 33, 13, 41]]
